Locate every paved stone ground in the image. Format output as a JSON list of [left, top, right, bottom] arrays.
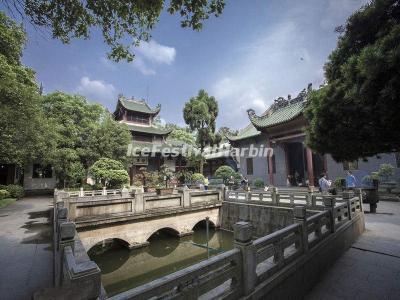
[[0, 196, 53, 300], [306, 201, 400, 300]]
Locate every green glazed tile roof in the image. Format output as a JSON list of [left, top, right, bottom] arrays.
[[248, 101, 306, 129], [119, 98, 161, 115], [125, 123, 172, 135], [225, 123, 261, 141]]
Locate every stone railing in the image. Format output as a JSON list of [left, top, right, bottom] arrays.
[[109, 195, 364, 299], [225, 188, 363, 210], [34, 205, 103, 300], [55, 188, 223, 223], [110, 248, 243, 300]]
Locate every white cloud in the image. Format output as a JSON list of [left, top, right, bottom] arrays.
[[137, 40, 176, 65], [76, 76, 116, 104], [131, 39, 176, 75], [212, 0, 367, 129], [132, 57, 156, 76]]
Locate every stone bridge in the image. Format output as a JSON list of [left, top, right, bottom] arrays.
[[57, 189, 223, 251]]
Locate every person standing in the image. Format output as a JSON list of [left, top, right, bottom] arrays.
[[318, 173, 332, 194], [345, 171, 356, 189], [204, 177, 209, 190]]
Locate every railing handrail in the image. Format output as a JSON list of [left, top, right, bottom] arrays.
[[109, 248, 242, 300]]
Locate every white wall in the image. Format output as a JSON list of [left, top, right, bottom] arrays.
[[23, 164, 56, 190]]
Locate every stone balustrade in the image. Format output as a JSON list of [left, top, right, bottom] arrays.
[[54, 188, 223, 223], [108, 194, 364, 300], [34, 205, 103, 300], [225, 188, 363, 211]]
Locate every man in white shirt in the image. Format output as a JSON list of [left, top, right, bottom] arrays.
[[318, 173, 332, 194]]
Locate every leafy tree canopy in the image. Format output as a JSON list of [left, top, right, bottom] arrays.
[[4, 0, 225, 61], [89, 157, 129, 188], [167, 128, 196, 146], [42, 92, 131, 186], [305, 0, 400, 161], [0, 12, 56, 166]]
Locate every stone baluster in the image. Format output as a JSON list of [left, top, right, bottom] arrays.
[[293, 206, 308, 253], [102, 186, 107, 195], [290, 193, 295, 205], [271, 187, 278, 205], [354, 188, 363, 212], [134, 189, 145, 213], [233, 222, 256, 296], [311, 194, 317, 207], [58, 221, 76, 286], [323, 196, 336, 233], [79, 187, 84, 197], [342, 191, 352, 220]]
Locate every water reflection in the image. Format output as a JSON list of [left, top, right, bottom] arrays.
[[89, 227, 233, 296]]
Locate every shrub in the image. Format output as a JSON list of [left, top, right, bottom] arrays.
[[0, 189, 10, 199], [0, 184, 24, 199], [362, 175, 373, 187], [253, 178, 264, 189], [334, 177, 345, 188], [176, 169, 193, 184], [378, 164, 395, 182], [89, 158, 129, 189], [214, 166, 241, 184], [191, 173, 205, 184]]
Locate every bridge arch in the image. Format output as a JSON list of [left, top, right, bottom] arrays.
[[192, 219, 216, 230], [146, 226, 181, 241], [87, 237, 130, 254]]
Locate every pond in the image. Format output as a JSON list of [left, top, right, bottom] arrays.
[[89, 226, 234, 296]]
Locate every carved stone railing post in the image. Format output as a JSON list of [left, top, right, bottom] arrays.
[[79, 187, 84, 197], [271, 187, 278, 205], [234, 221, 256, 296], [323, 196, 336, 233], [354, 188, 363, 212], [102, 187, 107, 195], [311, 194, 317, 207], [182, 187, 191, 208], [58, 221, 76, 286], [134, 189, 145, 213], [342, 191, 352, 220], [293, 206, 308, 253]]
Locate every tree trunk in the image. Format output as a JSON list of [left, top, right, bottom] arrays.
[[199, 155, 204, 175]]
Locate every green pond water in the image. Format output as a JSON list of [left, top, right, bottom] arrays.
[[89, 227, 234, 296]]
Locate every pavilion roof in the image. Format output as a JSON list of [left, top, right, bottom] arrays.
[[118, 96, 161, 115], [247, 85, 311, 129], [225, 123, 261, 142]]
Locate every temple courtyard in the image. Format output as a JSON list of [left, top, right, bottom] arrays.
[[306, 200, 400, 300]]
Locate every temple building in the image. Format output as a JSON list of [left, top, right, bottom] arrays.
[[114, 96, 186, 183], [227, 85, 400, 187]]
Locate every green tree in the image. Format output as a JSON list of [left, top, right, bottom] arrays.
[[88, 115, 132, 165], [183, 89, 219, 174], [214, 165, 240, 184], [305, 0, 400, 161], [42, 92, 131, 186], [4, 0, 225, 62], [167, 128, 196, 146], [0, 12, 55, 166], [89, 158, 129, 188]]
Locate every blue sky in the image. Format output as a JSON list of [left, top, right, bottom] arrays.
[[19, 0, 368, 129]]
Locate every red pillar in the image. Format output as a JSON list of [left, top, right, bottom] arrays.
[[306, 147, 314, 187], [268, 140, 274, 186]]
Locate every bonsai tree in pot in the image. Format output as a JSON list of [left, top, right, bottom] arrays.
[[156, 165, 174, 195]]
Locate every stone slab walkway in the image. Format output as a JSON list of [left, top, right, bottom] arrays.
[[306, 201, 400, 300], [0, 196, 54, 300]]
